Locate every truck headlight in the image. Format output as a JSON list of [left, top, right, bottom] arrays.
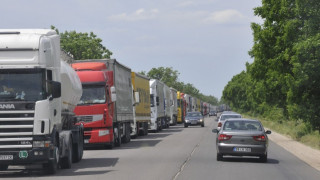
[[33, 141, 44, 147], [99, 129, 110, 136]]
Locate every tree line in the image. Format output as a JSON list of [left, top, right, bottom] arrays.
[[51, 26, 219, 105], [222, 0, 320, 131]]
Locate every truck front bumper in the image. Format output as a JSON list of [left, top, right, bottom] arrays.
[[0, 147, 53, 165]]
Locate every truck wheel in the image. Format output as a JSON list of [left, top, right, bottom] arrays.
[[60, 140, 72, 169], [0, 165, 9, 171], [114, 125, 121, 147], [122, 123, 131, 143], [43, 145, 59, 174], [72, 131, 83, 163], [144, 123, 148, 136]]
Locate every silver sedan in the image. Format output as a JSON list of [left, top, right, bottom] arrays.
[[212, 118, 271, 162]]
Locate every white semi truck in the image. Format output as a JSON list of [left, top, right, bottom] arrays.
[[149, 79, 165, 131], [169, 88, 178, 125], [0, 29, 83, 174]]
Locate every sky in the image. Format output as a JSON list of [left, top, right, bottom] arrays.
[[0, 0, 262, 100]]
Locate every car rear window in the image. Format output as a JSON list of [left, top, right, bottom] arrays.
[[223, 121, 262, 131], [186, 113, 202, 117], [220, 115, 241, 121]]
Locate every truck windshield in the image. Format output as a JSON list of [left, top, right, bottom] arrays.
[[0, 69, 46, 101], [78, 85, 106, 105]]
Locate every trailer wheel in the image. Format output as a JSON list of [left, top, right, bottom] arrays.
[[43, 144, 59, 174], [60, 140, 72, 169], [0, 165, 9, 171]]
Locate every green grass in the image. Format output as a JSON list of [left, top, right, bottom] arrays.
[[242, 112, 320, 150]]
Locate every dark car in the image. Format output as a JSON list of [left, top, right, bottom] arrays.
[[212, 118, 271, 162], [209, 111, 217, 116], [184, 112, 204, 127]]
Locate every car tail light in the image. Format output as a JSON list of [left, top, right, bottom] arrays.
[[218, 122, 222, 127], [253, 135, 266, 141], [218, 134, 232, 141]]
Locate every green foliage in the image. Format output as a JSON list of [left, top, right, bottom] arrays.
[[223, 0, 320, 131], [51, 26, 112, 60]]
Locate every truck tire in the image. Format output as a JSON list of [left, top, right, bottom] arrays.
[[43, 144, 59, 174], [144, 122, 148, 136], [60, 140, 72, 169], [122, 123, 131, 143], [114, 124, 121, 147], [0, 165, 9, 171], [72, 131, 83, 163]]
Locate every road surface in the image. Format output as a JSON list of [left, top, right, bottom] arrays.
[[1, 116, 320, 180]]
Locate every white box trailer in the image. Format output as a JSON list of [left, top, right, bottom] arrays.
[[149, 79, 165, 131], [163, 84, 171, 128]]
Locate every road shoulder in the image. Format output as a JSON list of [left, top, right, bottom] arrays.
[[268, 130, 320, 171]]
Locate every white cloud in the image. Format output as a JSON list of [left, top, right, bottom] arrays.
[[108, 8, 159, 22], [203, 9, 246, 24]]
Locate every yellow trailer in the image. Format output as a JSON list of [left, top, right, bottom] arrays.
[[177, 91, 185, 123], [131, 72, 151, 136]]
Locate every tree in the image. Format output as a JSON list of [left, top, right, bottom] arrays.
[[51, 26, 112, 60], [147, 67, 180, 89]]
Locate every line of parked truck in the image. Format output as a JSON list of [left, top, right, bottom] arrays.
[[0, 29, 217, 174]]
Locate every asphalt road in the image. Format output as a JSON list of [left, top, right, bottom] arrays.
[[1, 116, 320, 180]]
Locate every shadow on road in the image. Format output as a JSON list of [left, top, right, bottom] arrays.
[[220, 157, 279, 164], [116, 139, 162, 149], [0, 157, 119, 177]]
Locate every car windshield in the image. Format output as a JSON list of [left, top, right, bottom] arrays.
[[223, 121, 262, 131], [186, 112, 202, 117], [220, 115, 241, 121]]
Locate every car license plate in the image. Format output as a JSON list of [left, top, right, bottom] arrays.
[[233, 147, 251, 152], [191, 121, 197, 124], [0, 155, 13, 160]]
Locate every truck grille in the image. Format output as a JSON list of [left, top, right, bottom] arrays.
[[0, 110, 34, 150], [77, 115, 93, 123]]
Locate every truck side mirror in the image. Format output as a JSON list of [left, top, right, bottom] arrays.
[[48, 80, 61, 100], [135, 92, 140, 104], [110, 86, 116, 102]]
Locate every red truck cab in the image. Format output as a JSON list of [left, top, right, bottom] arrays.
[[72, 62, 114, 147]]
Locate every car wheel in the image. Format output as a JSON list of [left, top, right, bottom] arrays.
[[201, 123, 204, 127], [217, 153, 223, 161], [260, 153, 268, 163]]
